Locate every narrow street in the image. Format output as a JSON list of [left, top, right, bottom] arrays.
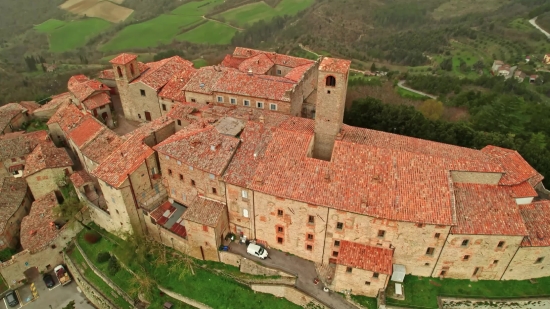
[[228, 242, 358, 309]]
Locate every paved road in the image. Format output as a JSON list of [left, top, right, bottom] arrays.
[[529, 16, 550, 39], [397, 80, 436, 99], [229, 242, 357, 309]]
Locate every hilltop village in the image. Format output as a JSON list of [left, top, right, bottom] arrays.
[[0, 48, 549, 301]]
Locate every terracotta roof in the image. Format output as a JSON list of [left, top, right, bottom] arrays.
[[212, 70, 296, 102], [482, 146, 538, 185], [47, 103, 87, 134], [67, 116, 105, 147], [68, 75, 89, 87], [182, 197, 225, 227], [98, 69, 115, 80], [165, 102, 201, 120], [80, 129, 123, 164], [131, 56, 193, 91], [508, 181, 537, 198], [19, 101, 41, 114], [319, 57, 351, 74], [451, 183, 527, 236], [150, 201, 176, 225], [154, 122, 239, 175], [23, 142, 73, 177], [220, 55, 245, 68], [520, 201, 550, 247], [92, 132, 154, 188], [0, 103, 26, 131], [20, 192, 60, 252], [0, 130, 49, 161], [158, 67, 197, 102], [35, 92, 71, 113], [337, 241, 393, 275], [82, 92, 111, 110], [69, 170, 94, 188], [0, 177, 28, 234], [284, 63, 315, 82], [528, 173, 544, 187], [233, 48, 315, 68], [238, 53, 274, 74], [109, 53, 137, 65], [183, 66, 226, 94], [68, 76, 110, 102]]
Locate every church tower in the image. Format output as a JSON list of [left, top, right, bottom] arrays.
[[109, 53, 140, 119], [312, 57, 352, 161]]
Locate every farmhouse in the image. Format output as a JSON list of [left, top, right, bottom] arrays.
[[25, 47, 550, 299]]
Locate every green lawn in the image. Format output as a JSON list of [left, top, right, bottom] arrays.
[[386, 275, 550, 309], [396, 86, 429, 100], [192, 58, 208, 68], [216, 0, 314, 27], [35, 18, 111, 52], [176, 21, 237, 44], [509, 18, 533, 32], [351, 295, 377, 309]]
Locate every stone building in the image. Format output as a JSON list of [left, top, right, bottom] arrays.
[[67, 75, 113, 125], [0, 178, 33, 250], [0, 131, 49, 178], [0, 103, 31, 135], [33, 93, 72, 121]]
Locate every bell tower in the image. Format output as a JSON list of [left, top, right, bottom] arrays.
[[109, 53, 140, 120], [312, 57, 351, 161]]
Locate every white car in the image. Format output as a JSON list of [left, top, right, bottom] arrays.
[[247, 243, 268, 259]]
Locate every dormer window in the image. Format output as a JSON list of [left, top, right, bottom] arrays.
[[326, 75, 336, 87]]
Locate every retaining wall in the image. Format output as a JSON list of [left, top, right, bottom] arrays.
[[251, 284, 328, 308]]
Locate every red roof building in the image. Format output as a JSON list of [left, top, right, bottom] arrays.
[[109, 53, 138, 65], [20, 192, 61, 252], [23, 141, 73, 177], [337, 241, 394, 274], [520, 201, 550, 246]]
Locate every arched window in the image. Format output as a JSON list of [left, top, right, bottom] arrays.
[[117, 66, 123, 78], [326, 75, 336, 87], [130, 63, 135, 76]]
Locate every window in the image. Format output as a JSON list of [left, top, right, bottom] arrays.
[[497, 241, 505, 248], [203, 225, 208, 232], [179, 174, 183, 181], [365, 281, 371, 286], [440, 270, 447, 276], [130, 63, 135, 75], [536, 257, 545, 264], [277, 226, 284, 233], [270, 103, 277, 111], [463, 255, 470, 261], [336, 222, 343, 230], [217, 96, 224, 102], [212, 187, 217, 194], [346, 267, 352, 273], [473, 267, 480, 276], [191, 98, 196, 102], [425, 263, 430, 266], [140, 89, 146, 97], [416, 223, 425, 228], [168, 169, 172, 176], [117, 67, 123, 78], [51, 244, 56, 249], [191, 180, 196, 186], [177, 120, 182, 126], [373, 272, 379, 278], [243, 209, 249, 218], [308, 215, 315, 224], [244, 100, 250, 107], [241, 190, 248, 199], [306, 244, 313, 251], [209, 174, 215, 179], [327, 90, 331, 94], [230, 98, 237, 104], [138, 114, 142, 119], [435, 233, 441, 239], [426, 247, 435, 256], [332, 251, 339, 257], [307, 233, 314, 240], [378, 230, 386, 238], [277, 237, 283, 244], [162, 104, 167, 111], [461, 239, 469, 247], [493, 260, 499, 265], [276, 69, 282, 75], [334, 240, 340, 247], [256, 102, 264, 109], [326, 76, 336, 87], [277, 209, 283, 216]]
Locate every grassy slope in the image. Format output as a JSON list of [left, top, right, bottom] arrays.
[[176, 21, 237, 44], [192, 58, 208, 68], [216, 0, 314, 27], [35, 18, 111, 52]]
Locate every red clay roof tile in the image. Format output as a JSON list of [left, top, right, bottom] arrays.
[[109, 53, 137, 65], [182, 196, 225, 227], [520, 200, 550, 246], [337, 241, 393, 274], [158, 67, 197, 102], [221, 55, 245, 68], [69, 170, 94, 188], [67, 116, 105, 147], [508, 181, 537, 198], [23, 141, 73, 177], [233, 48, 315, 68], [238, 53, 274, 74], [82, 92, 111, 110], [482, 146, 538, 185], [20, 192, 60, 252], [0, 178, 28, 234], [80, 129, 123, 164], [183, 66, 226, 94], [212, 70, 296, 102], [319, 57, 351, 74], [131, 56, 193, 91]]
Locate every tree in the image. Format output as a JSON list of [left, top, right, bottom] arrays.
[[370, 62, 377, 72], [418, 99, 444, 120], [440, 58, 453, 71]]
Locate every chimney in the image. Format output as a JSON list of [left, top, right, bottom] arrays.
[[248, 68, 253, 75]]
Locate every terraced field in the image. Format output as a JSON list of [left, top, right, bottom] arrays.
[[215, 0, 314, 27], [35, 18, 111, 52]]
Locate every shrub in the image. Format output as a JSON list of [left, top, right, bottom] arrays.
[[84, 231, 102, 244], [108, 256, 120, 275], [97, 252, 111, 263], [0, 248, 15, 262]]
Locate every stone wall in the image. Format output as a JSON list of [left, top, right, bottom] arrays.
[[97, 179, 134, 236], [125, 82, 161, 123], [240, 258, 295, 278], [450, 171, 502, 185], [226, 184, 254, 239], [185, 92, 214, 105], [251, 284, 327, 308], [502, 246, 550, 280], [158, 285, 212, 309], [211, 92, 291, 115], [0, 191, 32, 250], [219, 251, 242, 267], [331, 264, 387, 297], [26, 166, 72, 199]]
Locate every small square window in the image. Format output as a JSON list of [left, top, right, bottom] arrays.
[[162, 104, 167, 111], [425, 263, 430, 266], [336, 222, 344, 230], [435, 233, 441, 239], [51, 244, 56, 249], [426, 247, 435, 255], [277, 209, 283, 216], [140, 89, 146, 96], [461, 239, 469, 247], [365, 281, 371, 286], [308, 215, 315, 224], [306, 244, 313, 251], [257, 102, 264, 109], [212, 187, 217, 194], [493, 260, 499, 265], [241, 190, 248, 199], [373, 272, 379, 278], [217, 96, 223, 102], [536, 257, 545, 264], [270, 103, 277, 111], [377, 230, 385, 237], [277, 226, 284, 233], [277, 237, 283, 244], [463, 255, 470, 261], [191, 98, 196, 102], [497, 241, 505, 248], [440, 270, 447, 276], [138, 114, 142, 119], [307, 233, 314, 240], [334, 240, 340, 247], [191, 180, 196, 186], [179, 174, 183, 181], [276, 69, 282, 75], [244, 100, 250, 107], [346, 267, 352, 273], [168, 169, 172, 176], [230, 98, 236, 104], [327, 90, 331, 94], [209, 174, 215, 179], [332, 251, 339, 257], [416, 223, 425, 228], [177, 120, 182, 126]]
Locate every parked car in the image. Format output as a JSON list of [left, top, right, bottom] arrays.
[[247, 243, 268, 259], [43, 273, 55, 288], [54, 265, 71, 286], [4, 291, 19, 307]]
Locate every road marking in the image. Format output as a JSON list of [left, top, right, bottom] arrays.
[[48, 283, 61, 291]]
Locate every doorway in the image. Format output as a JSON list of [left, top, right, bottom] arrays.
[[145, 111, 152, 121]]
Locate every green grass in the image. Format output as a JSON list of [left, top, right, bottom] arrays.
[[396, 86, 429, 100], [192, 58, 208, 68], [35, 18, 111, 52], [25, 120, 47, 133], [386, 275, 550, 309], [351, 295, 377, 309], [216, 0, 314, 27], [176, 21, 237, 44], [509, 18, 533, 32]]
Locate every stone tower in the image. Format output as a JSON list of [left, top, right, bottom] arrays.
[[313, 57, 352, 161], [109, 53, 140, 119]]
